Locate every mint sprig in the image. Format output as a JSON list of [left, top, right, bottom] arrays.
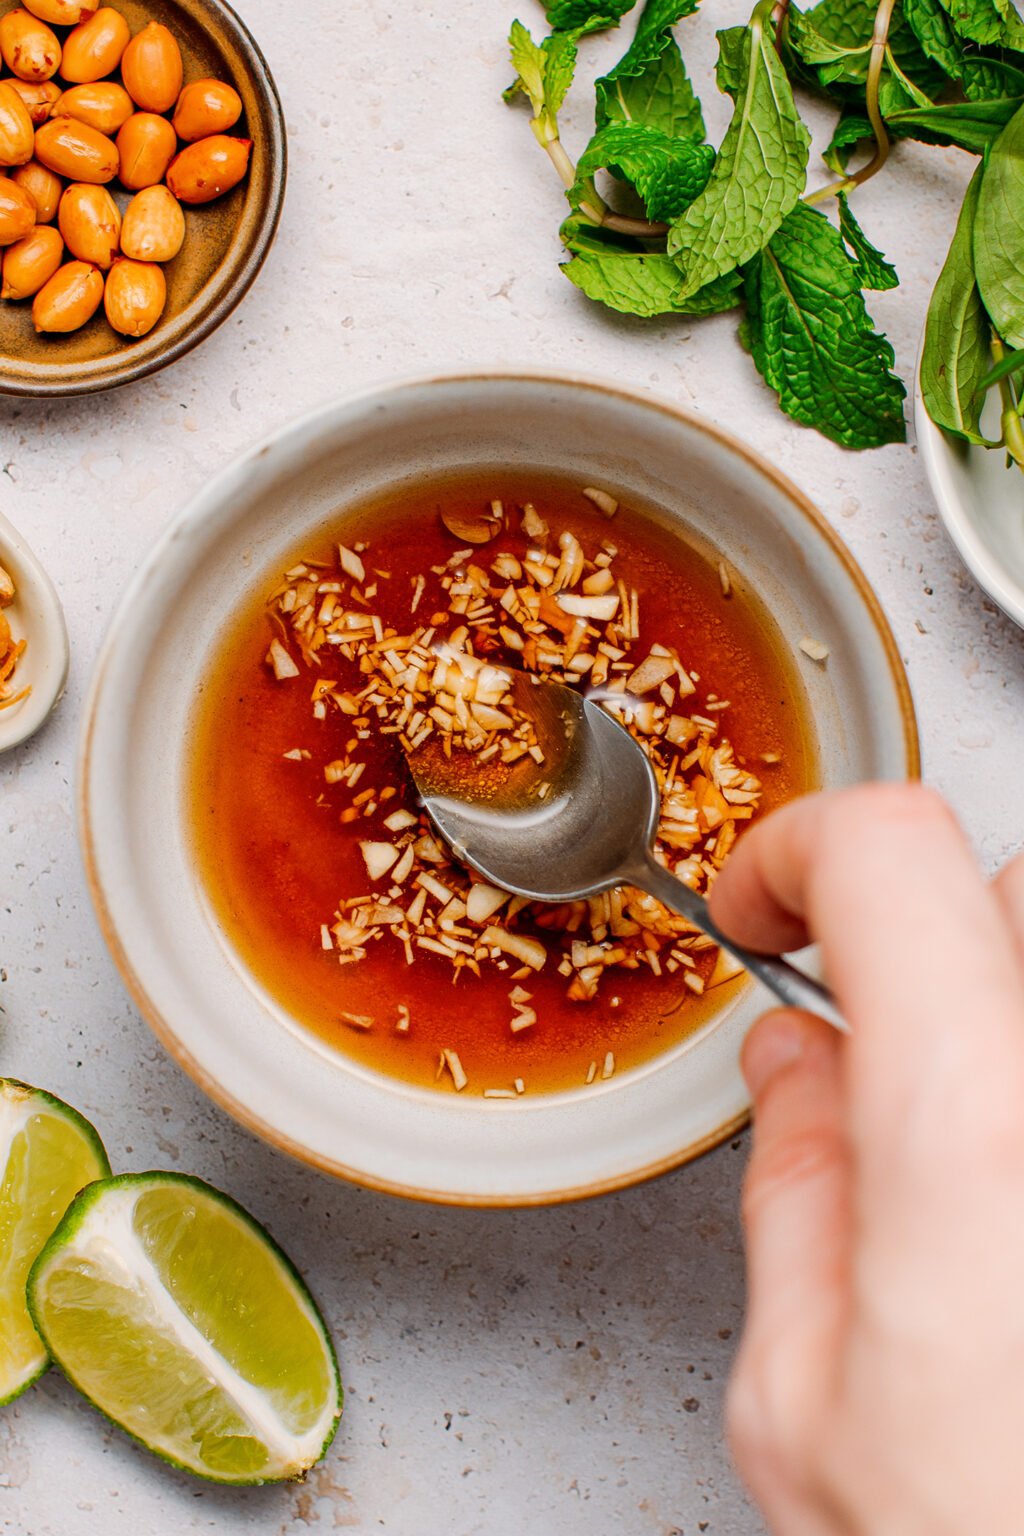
[[504, 0, 1024, 463]]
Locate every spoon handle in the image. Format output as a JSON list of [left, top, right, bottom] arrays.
[[635, 857, 846, 1034]]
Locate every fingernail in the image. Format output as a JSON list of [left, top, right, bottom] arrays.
[[742, 1015, 807, 1098]]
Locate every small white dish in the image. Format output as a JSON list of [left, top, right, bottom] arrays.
[[0, 511, 69, 755], [80, 373, 919, 1206], [915, 354, 1024, 630]]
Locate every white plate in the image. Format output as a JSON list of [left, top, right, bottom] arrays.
[[915, 355, 1024, 629], [0, 510, 69, 755], [80, 373, 919, 1206]]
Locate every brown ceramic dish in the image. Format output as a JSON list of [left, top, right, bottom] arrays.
[[0, 0, 285, 397]]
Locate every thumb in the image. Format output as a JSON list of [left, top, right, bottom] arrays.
[[729, 1012, 851, 1492]]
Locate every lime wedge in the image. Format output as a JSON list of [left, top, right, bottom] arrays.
[[0, 1077, 110, 1405], [27, 1172, 342, 1484]]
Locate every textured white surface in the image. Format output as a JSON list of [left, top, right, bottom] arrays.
[[1, 2, 1022, 1533]]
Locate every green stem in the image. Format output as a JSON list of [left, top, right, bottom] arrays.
[[772, 0, 791, 55], [992, 336, 1024, 471], [537, 117, 667, 239], [801, 0, 896, 206]]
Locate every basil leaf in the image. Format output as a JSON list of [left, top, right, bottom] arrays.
[[668, 17, 810, 301], [937, 0, 1024, 49], [903, 0, 964, 78], [837, 195, 900, 289], [921, 167, 991, 441], [979, 345, 1024, 391], [974, 100, 1024, 347], [546, 0, 636, 33], [595, 0, 701, 129], [741, 202, 907, 449], [572, 123, 714, 220], [597, 37, 705, 138], [560, 219, 743, 315], [885, 96, 1023, 151]]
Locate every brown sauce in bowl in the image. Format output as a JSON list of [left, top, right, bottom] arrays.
[[188, 473, 816, 1096]]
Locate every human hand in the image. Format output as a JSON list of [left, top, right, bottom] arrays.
[[708, 784, 1024, 1536]]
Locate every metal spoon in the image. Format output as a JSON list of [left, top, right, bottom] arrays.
[[410, 674, 843, 1032]]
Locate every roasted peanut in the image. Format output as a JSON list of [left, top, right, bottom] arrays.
[[171, 78, 242, 142], [35, 115, 118, 182], [7, 78, 60, 124], [121, 21, 182, 113], [22, 0, 96, 24], [119, 183, 183, 262], [0, 174, 37, 244], [1, 222, 62, 297], [104, 255, 164, 336], [0, 81, 36, 167], [58, 180, 119, 267], [60, 6, 129, 83], [114, 111, 175, 190], [56, 81, 133, 134], [166, 135, 250, 204], [0, 9, 61, 82], [32, 256, 102, 330], [12, 159, 61, 222]]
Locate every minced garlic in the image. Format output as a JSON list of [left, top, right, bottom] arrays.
[[266, 496, 767, 1028]]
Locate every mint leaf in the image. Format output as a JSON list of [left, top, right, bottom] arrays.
[[741, 202, 906, 448], [801, 0, 948, 95], [974, 100, 1024, 347], [802, 0, 877, 48], [507, 20, 548, 108], [837, 195, 899, 289], [886, 96, 1023, 151], [903, 0, 964, 78], [938, 0, 1024, 48], [572, 123, 714, 220], [597, 37, 705, 138], [546, 0, 636, 32], [595, 0, 700, 127], [668, 17, 809, 301], [921, 167, 991, 442], [788, 7, 869, 64], [824, 110, 873, 170], [560, 219, 743, 315], [960, 55, 1024, 100], [506, 21, 578, 128]]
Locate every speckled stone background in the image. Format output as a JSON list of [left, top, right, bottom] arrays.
[[2, 2, 1020, 1533]]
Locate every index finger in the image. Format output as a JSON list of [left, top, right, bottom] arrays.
[[710, 784, 1024, 1168]]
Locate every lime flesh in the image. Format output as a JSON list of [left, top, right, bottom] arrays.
[[28, 1172, 342, 1484], [0, 1078, 110, 1405]]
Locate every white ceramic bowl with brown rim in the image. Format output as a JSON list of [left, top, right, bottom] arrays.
[[80, 373, 919, 1206]]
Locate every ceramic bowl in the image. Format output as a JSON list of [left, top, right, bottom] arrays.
[[0, 509, 68, 753], [0, 0, 285, 398], [80, 374, 919, 1206], [915, 360, 1024, 629]]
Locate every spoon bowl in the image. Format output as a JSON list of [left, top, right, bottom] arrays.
[[412, 673, 844, 1031], [413, 677, 657, 901]]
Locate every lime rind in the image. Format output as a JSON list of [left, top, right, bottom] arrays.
[[0, 1077, 110, 1407], [27, 1171, 343, 1486]]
